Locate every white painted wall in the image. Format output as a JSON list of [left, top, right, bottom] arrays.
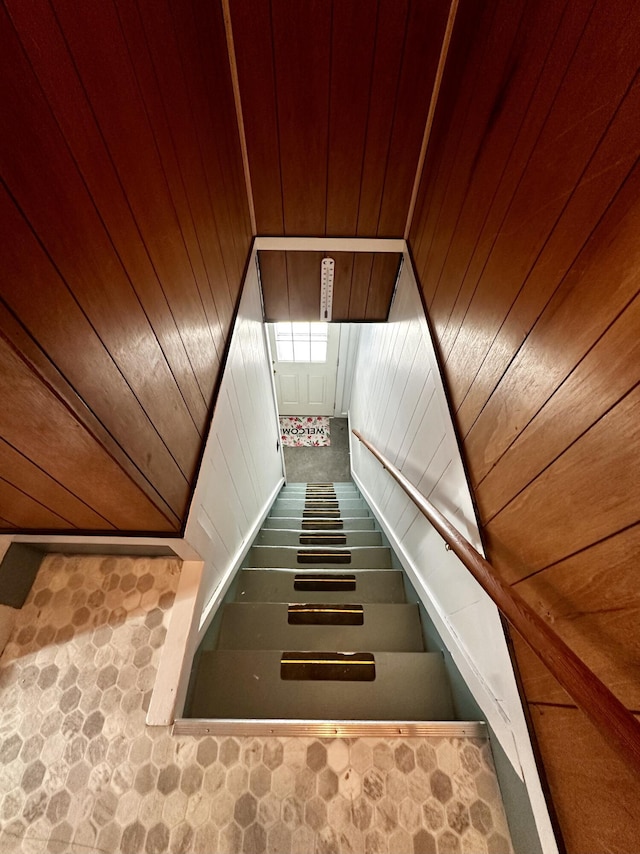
[[349, 255, 558, 853], [334, 325, 361, 417], [184, 249, 284, 615]]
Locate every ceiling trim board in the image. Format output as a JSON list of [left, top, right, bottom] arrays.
[[221, 0, 257, 234], [404, 0, 460, 240], [254, 237, 406, 253]]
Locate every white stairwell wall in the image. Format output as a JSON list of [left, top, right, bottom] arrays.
[[349, 255, 558, 853], [149, 247, 284, 725]]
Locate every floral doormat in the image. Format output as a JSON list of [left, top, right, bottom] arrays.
[[280, 416, 331, 447]]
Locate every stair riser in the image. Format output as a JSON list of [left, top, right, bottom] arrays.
[[255, 530, 383, 547], [263, 517, 377, 530], [191, 650, 454, 721], [269, 507, 371, 518]]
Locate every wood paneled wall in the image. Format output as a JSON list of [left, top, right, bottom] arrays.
[[409, 0, 640, 849], [259, 251, 401, 321], [1, 0, 251, 532], [230, 0, 449, 237]]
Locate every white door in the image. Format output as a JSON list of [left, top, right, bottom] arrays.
[[268, 322, 340, 416]]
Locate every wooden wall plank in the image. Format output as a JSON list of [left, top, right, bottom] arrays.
[[1, 0, 251, 532], [528, 706, 640, 854], [4, 0, 211, 429], [408, 1, 640, 846], [484, 384, 640, 579], [465, 163, 640, 488], [0, 189, 191, 516], [512, 523, 640, 710], [457, 75, 640, 438], [410, 0, 525, 304], [441, 0, 639, 405], [0, 479, 72, 530], [0, 334, 176, 532], [376, 0, 449, 236], [119, 0, 230, 358], [325, 1, 377, 236], [0, 440, 113, 532], [271, 0, 331, 235], [188, 0, 253, 283], [476, 294, 640, 521], [230, 0, 284, 235], [356, 0, 410, 236]]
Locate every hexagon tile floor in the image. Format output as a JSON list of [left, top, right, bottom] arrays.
[[0, 555, 514, 854]]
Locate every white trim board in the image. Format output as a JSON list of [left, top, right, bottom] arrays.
[[254, 237, 405, 253]]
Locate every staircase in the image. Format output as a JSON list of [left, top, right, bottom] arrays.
[[187, 482, 458, 725]]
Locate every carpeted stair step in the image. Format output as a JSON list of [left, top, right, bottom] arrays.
[[245, 545, 392, 569], [189, 650, 454, 720], [216, 602, 425, 651], [262, 516, 377, 530], [255, 529, 383, 547], [235, 569, 406, 603], [270, 504, 371, 518]]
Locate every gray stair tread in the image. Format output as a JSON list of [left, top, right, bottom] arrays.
[[190, 650, 454, 720], [246, 545, 392, 569], [255, 529, 383, 546], [274, 498, 367, 508], [263, 516, 377, 530], [217, 603, 424, 651], [235, 569, 406, 603], [270, 506, 371, 517]]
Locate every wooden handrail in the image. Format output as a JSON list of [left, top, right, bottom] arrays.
[[352, 429, 640, 777]]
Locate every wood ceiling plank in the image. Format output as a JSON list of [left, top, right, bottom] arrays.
[[258, 251, 289, 321], [365, 253, 401, 320], [330, 253, 355, 322], [0, 334, 177, 532], [230, 0, 284, 235], [0, 440, 114, 531], [357, 0, 409, 236], [325, 1, 377, 236], [377, 0, 450, 237], [349, 254, 375, 318], [285, 252, 322, 320], [272, 0, 331, 235]]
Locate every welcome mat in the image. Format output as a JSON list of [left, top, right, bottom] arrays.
[[280, 416, 331, 447]]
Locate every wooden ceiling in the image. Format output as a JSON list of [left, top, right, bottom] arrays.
[[230, 0, 450, 238], [0, 0, 453, 532]]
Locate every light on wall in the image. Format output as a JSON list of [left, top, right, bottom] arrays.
[[320, 257, 334, 321]]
